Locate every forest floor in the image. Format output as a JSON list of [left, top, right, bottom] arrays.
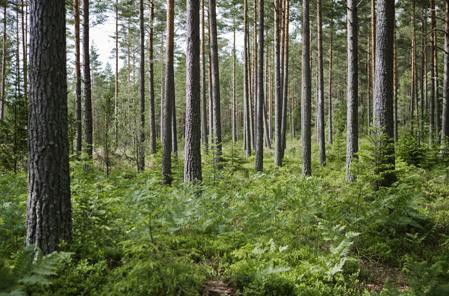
[[1, 138, 449, 295]]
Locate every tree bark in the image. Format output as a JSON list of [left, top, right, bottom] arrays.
[[244, 0, 251, 157], [74, 0, 82, 157], [232, 22, 237, 144], [370, 0, 376, 127], [281, 0, 289, 160], [274, 0, 283, 167], [301, 0, 311, 176], [443, 0, 449, 142], [184, 0, 202, 182], [328, 8, 334, 145], [317, 0, 325, 166], [255, 0, 264, 172], [0, 5, 6, 121], [21, 0, 27, 103], [411, 0, 417, 134], [114, 0, 119, 149], [429, 0, 436, 147], [374, 0, 396, 187], [162, 0, 174, 184], [149, 0, 157, 154], [83, 0, 93, 158], [346, 0, 358, 181], [208, 0, 222, 164], [27, 0, 71, 254], [137, 0, 145, 171], [200, 0, 208, 151]]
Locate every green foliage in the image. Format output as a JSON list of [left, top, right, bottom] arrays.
[[0, 247, 72, 295], [1, 137, 449, 295]]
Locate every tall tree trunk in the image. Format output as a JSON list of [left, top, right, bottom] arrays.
[[419, 4, 426, 142], [0, 5, 6, 121], [208, 0, 222, 164], [114, 0, 119, 149], [301, 0, 311, 176], [232, 22, 237, 144], [184, 0, 202, 182], [200, 0, 208, 151], [274, 0, 283, 167], [429, 0, 436, 147], [83, 0, 93, 158], [394, 31, 398, 142], [317, 0, 325, 166], [74, 0, 82, 157], [244, 0, 251, 157], [346, 0, 358, 181], [281, 0, 289, 159], [374, 0, 396, 187], [162, 0, 174, 184], [149, 0, 157, 154], [137, 0, 145, 171], [328, 8, 333, 145], [370, 0, 376, 126], [443, 0, 449, 142], [411, 0, 417, 134], [21, 0, 27, 102], [255, 0, 264, 172], [27, 0, 71, 254]]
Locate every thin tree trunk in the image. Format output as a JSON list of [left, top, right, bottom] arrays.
[[184, 0, 202, 182], [21, 0, 27, 102], [74, 0, 82, 157], [0, 5, 6, 121], [346, 0, 358, 181], [394, 32, 398, 142], [411, 0, 417, 134], [83, 0, 93, 158], [232, 22, 237, 143], [443, 0, 449, 142], [328, 10, 334, 145], [301, 0, 311, 176], [281, 0, 289, 159], [370, 0, 376, 126], [201, 0, 208, 151], [430, 0, 436, 147], [149, 0, 157, 154], [420, 4, 426, 142], [114, 0, 119, 149], [244, 0, 251, 157], [374, 0, 396, 187], [162, 0, 174, 184], [317, 0, 325, 166], [27, 0, 71, 254], [255, 0, 264, 172], [274, 0, 283, 167], [208, 0, 222, 164], [137, 0, 145, 171]]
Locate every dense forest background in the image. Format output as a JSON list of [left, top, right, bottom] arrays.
[[1, 0, 449, 295]]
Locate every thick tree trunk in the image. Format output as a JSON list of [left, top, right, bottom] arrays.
[[83, 0, 93, 158], [274, 0, 283, 167], [137, 0, 145, 171], [301, 0, 311, 176], [74, 0, 82, 157], [317, 0, 325, 166], [255, 0, 264, 172], [346, 0, 358, 181], [443, 0, 449, 142], [21, 0, 27, 102], [208, 0, 222, 164], [184, 0, 202, 182], [374, 0, 396, 187], [200, 0, 208, 151], [162, 0, 174, 184], [370, 0, 376, 126], [149, 0, 157, 154], [394, 33, 398, 142], [27, 0, 71, 254]]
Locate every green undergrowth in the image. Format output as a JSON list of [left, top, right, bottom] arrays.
[[1, 138, 449, 295]]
